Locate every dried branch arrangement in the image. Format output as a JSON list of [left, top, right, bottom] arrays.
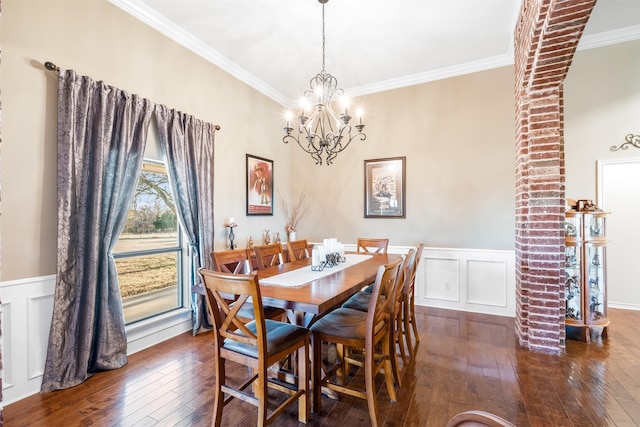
[[280, 189, 308, 233]]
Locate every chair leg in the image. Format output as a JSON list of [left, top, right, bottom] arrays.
[[382, 333, 397, 403], [397, 314, 409, 366], [336, 343, 347, 385], [403, 297, 415, 357], [410, 295, 420, 343], [212, 358, 225, 427], [312, 334, 323, 414], [297, 339, 310, 423], [364, 343, 380, 427], [257, 365, 269, 427], [389, 323, 402, 387]]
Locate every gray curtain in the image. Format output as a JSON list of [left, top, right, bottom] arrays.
[[41, 70, 153, 392], [155, 105, 215, 335]]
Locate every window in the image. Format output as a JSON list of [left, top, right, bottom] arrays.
[[113, 160, 184, 324]]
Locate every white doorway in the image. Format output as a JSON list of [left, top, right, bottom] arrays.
[[597, 158, 640, 310]]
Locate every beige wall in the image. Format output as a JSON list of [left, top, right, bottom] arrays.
[[1, 0, 526, 282], [564, 40, 640, 198], [1, 0, 289, 280], [292, 67, 516, 250]]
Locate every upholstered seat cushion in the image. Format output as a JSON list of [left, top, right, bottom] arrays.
[[310, 307, 370, 340], [341, 292, 385, 312], [223, 319, 309, 358]]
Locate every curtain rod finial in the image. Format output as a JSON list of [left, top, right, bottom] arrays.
[[44, 61, 60, 72], [215, 125, 221, 131]]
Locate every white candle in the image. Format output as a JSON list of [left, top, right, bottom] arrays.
[[228, 217, 235, 225], [312, 248, 320, 267]]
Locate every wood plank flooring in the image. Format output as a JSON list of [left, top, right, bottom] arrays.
[[4, 306, 640, 426]]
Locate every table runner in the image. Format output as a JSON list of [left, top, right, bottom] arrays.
[[259, 254, 373, 287]]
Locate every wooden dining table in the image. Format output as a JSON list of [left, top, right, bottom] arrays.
[[255, 252, 399, 326]]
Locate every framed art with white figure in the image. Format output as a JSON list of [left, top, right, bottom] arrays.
[[364, 156, 406, 218]]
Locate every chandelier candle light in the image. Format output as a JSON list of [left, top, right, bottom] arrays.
[[283, 0, 366, 166]]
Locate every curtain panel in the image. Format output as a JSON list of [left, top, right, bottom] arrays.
[[41, 70, 153, 392], [155, 105, 216, 335]]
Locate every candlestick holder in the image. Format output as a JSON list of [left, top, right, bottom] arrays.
[[226, 223, 237, 250], [311, 252, 346, 271]]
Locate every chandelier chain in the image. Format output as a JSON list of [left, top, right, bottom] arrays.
[[321, 3, 325, 72]]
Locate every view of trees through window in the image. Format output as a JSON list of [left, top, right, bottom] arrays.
[[114, 161, 183, 324]]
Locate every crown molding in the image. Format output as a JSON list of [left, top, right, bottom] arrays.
[[578, 24, 640, 51], [110, 1, 639, 107], [108, 0, 290, 106]]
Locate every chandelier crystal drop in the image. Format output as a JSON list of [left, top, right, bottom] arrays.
[[282, 0, 366, 166]]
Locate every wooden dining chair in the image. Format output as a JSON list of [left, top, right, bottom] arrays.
[[210, 249, 285, 322], [287, 239, 310, 261], [310, 257, 403, 427], [253, 243, 285, 269], [341, 250, 414, 386], [199, 269, 310, 427], [356, 237, 389, 254], [404, 243, 424, 357]]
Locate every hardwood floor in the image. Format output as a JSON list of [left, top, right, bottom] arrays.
[[4, 307, 640, 426]]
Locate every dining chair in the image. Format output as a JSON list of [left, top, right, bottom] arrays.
[[356, 237, 389, 254], [199, 269, 310, 427], [210, 249, 285, 322], [341, 249, 415, 386], [287, 239, 310, 261], [310, 257, 403, 427], [445, 410, 517, 427], [254, 243, 285, 269], [404, 243, 424, 357]]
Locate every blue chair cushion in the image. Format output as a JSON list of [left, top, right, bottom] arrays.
[[310, 307, 368, 340], [341, 292, 386, 312], [223, 319, 309, 358]]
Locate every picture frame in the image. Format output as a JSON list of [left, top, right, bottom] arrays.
[[246, 154, 274, 215], [364, 156, 406, 218]]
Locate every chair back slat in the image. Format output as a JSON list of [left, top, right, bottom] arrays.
[[404, 244, 424, 298], [212, 248, 252, 274], [357, 238, 389, 254], [254, 243, 285, 269], [200, 269, 266, 350], [287, 239, 310, 261], [367, 257, 403, 340]]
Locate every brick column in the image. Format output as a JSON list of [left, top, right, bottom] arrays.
[[515, 0, 597, 354]]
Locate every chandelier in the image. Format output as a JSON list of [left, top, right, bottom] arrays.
[[283, 0, 366, 165]]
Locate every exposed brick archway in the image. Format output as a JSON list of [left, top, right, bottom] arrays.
[[514, 0, 597, 354]]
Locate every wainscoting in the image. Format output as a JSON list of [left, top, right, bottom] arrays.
[[0, 246, 514, 406], [415, 247, 516, 318], [0, 275, 191, 406]]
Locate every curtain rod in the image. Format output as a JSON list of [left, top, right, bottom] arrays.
[[43, 60, 221, 131]]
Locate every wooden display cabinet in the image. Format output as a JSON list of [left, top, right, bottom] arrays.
[[564, 210, 610, 342]]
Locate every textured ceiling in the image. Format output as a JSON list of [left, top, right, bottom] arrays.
[[111, 0, 640, 106]]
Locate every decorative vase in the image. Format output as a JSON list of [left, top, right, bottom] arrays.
[[288, 231, 297, 242]]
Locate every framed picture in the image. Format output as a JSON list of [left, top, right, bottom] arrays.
[[246, 154, 274, 215], [364, 156, 406, 218]]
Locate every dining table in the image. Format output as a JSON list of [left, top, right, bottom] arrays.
[[255, 252, 399, 326]]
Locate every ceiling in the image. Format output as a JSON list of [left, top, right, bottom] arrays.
[[110, 0, 640, 106]]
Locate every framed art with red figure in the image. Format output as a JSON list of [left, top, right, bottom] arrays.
[[246, 154, 274, 215]]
